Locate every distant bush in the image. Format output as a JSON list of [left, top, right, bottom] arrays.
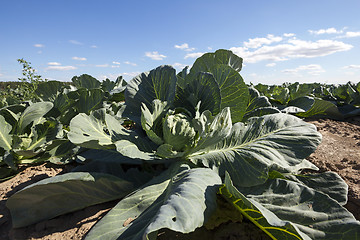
[[0, 82, 21, 90]]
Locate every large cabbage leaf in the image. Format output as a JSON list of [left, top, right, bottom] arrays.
[[243, 87, 280, 121], [125, 65, 177, 117], [85, 164, 221, 240], [7, 172, 135, 228], [220, 172, 310, 240], [295, 98, 343, 119], [221, 172, 360, 240], [181, 50, 248, 122], [209, 64, 249, 122], [76, 88, 105, 114], [175, 72, 221, 116], [189, 49, 243, 75], [16, 101, 53, 133], [35, 80, 65, 101], [141, 99, 168, 145], [0, 115, 12, 151], [191, 107, 233, 153], [71, 74, 101, 90], [68, 112, 114, 148], [287, 171, 348, 206], [68, 112, 157, 160], [288, 82, 316, 101], [188, 113, 322, 187]]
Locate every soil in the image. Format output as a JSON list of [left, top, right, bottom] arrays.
[[306, 117, 360, 221], [0, 117, 359, 240]]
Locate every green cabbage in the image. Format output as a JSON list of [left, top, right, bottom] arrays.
[[162, 112, 196, 152]]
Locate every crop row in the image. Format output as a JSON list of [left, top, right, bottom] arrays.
[[1, 50, 359, 239]]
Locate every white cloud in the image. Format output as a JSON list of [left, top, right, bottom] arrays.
[[98, 74, 121, 81], [99, 72, 140, 81], [69, 40, 83, 45], [145, 51, 167, 60], [46, 62, 76, 71], [34, 44, 44, 48], [96, 64, 110, 67], [175, 43, 189, 49], [282, 64, 325, 76], [174, 43, 195, 51], [90, 45, 98, 48], [112, 61, 121, 65], [337, 31, 360, 38], [266, 63, 276, 67], [283, 33, 295, 37], [208, 47, 213, 50], [184, 52, 204, 59], [122, 72, 141, 78], [111, 65, 121, 68], [124, 61, 137, 66], [230, 39, 352, 63], [47, 62, 61, 66], [72, 56, 87, 61], [345, 31, 360, 37], [343, 64, 360, 69], [243, 34, 283, 49], [46, 65, 77, 71], [309, 27, 343, 35], [173, 62, 187, 69]]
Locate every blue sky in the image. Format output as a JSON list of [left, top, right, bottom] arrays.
[[1, 0, 360, 85]]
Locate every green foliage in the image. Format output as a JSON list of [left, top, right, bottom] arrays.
[[4, 50, 360, 239], [204, 194, 243, 230], [0, 82, 22, 93], [0, 102, 71, 176], [219, 172, 360, 240], [254, 81, 360, 119], [85, 165, 221, 240], [0, 59, 47, 106], [162, 111, 196, 152], [0, 71, 126, 179], [16, 58, 47, 102], [7, 172, 135, 228], [17, 58, 46, 84]]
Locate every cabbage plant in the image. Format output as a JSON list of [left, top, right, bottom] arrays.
[[0, 101, 76, 179], [6, 50, 360, 239], [254, 81, 360, 119], [0, 73, 127, 180]]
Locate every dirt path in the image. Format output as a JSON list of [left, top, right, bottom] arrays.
[[0, 118, 359, 240]]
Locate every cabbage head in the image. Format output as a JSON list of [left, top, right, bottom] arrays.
[[162, 112, 196, 152]]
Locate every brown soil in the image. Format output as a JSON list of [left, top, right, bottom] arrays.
[[0, 118, 359, 240], [306, 117, 360, 221]]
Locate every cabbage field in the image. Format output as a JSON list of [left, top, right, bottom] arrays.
[[1, 49, 360, 239]]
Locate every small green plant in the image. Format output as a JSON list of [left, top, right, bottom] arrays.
[[17, 58, 47, 101], [0, 59, 47, 106]]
